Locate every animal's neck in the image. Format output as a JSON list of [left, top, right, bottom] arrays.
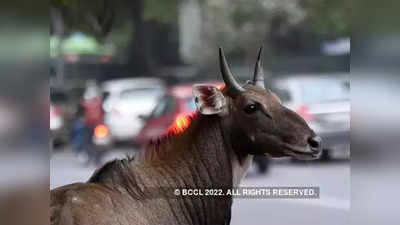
[[142, 114, 252, 188], [139, 114, 252, 224]]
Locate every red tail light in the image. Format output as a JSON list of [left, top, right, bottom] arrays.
[[94, 124, 109, 138], [216, 84, 225, 90], [296, 106, 313, 121], [52, 106, 61, 116]]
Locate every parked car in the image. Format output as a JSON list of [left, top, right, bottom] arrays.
[[270, 73, 350, 160], [50, 104, 63, 135], [50, 90, 70, 148], [135, 82, 270, 174], [101, 78, 166, 143]]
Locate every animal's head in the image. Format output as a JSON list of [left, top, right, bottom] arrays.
[[193, 47, 322, 160]]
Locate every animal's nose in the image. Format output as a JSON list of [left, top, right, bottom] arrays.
[[307, 136, 322, 152]]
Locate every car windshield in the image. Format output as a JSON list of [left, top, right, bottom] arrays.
[[120, 88, 163, 102], [102, 91, 110, 103], [102, 87, 163, 112], [150, 95, 177, 118], [301, 79, 349, 104]]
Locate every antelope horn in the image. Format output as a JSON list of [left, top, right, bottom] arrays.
[[252, 46, 265, 89], [219, 47, 245, 96]]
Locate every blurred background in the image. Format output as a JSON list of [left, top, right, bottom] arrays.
[[6, 0, 400, 225], [49, 0, 350, 225]]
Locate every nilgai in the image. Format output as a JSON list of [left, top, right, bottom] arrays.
[[51, 47, 322, 225]]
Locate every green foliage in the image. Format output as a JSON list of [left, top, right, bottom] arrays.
[[144, 0, 179, 23], [231, 0, 270, 28], [52, 0, 69, 7], [51, 0, 180, 37], [51, 0, 123, 38], [301, 0, 349, 36]]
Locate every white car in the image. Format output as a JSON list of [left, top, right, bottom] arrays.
[[101, 78, 166, 142], [271, 73, 350, 160]]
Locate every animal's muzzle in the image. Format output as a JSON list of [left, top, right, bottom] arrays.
[[307, 136, 322, 154]]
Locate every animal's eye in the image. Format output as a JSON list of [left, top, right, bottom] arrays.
[[243, 103, 260, 114]]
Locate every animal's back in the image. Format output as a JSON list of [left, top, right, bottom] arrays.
[[50, 182, 151, 225], [50, 159, 189, 225]]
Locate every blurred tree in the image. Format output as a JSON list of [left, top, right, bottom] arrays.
[[124, 0, 180, 73], [51, 0, 118, 38], [197, 0, 306, 66], [192, 0, 349, 68], [51, 0, 179, 74], [50, 0, 349, 76], [300, 0, 350, 36]]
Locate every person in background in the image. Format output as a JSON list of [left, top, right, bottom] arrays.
[[82, 80, 104, 128], [80, 80, 104, 165], [70, 105, 85, 157]]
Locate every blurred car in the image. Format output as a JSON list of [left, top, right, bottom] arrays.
[[101, 78, 166, 143], [50, 90, 70, 148], [50, 104, 63, 134], [270, 73, 350, 160]]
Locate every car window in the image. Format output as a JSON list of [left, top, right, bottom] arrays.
[[120, 88, 163, 103], [150, 95, 177, 118], [50, 90, 68, 103], [102, 91, 110, 103], [184, 97, 196, 112], [301, 79, 349, 104]]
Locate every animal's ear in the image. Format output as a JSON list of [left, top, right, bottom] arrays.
[[193, 84, 226, 115]]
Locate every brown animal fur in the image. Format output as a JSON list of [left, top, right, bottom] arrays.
[[51, 114, 250, 225]]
